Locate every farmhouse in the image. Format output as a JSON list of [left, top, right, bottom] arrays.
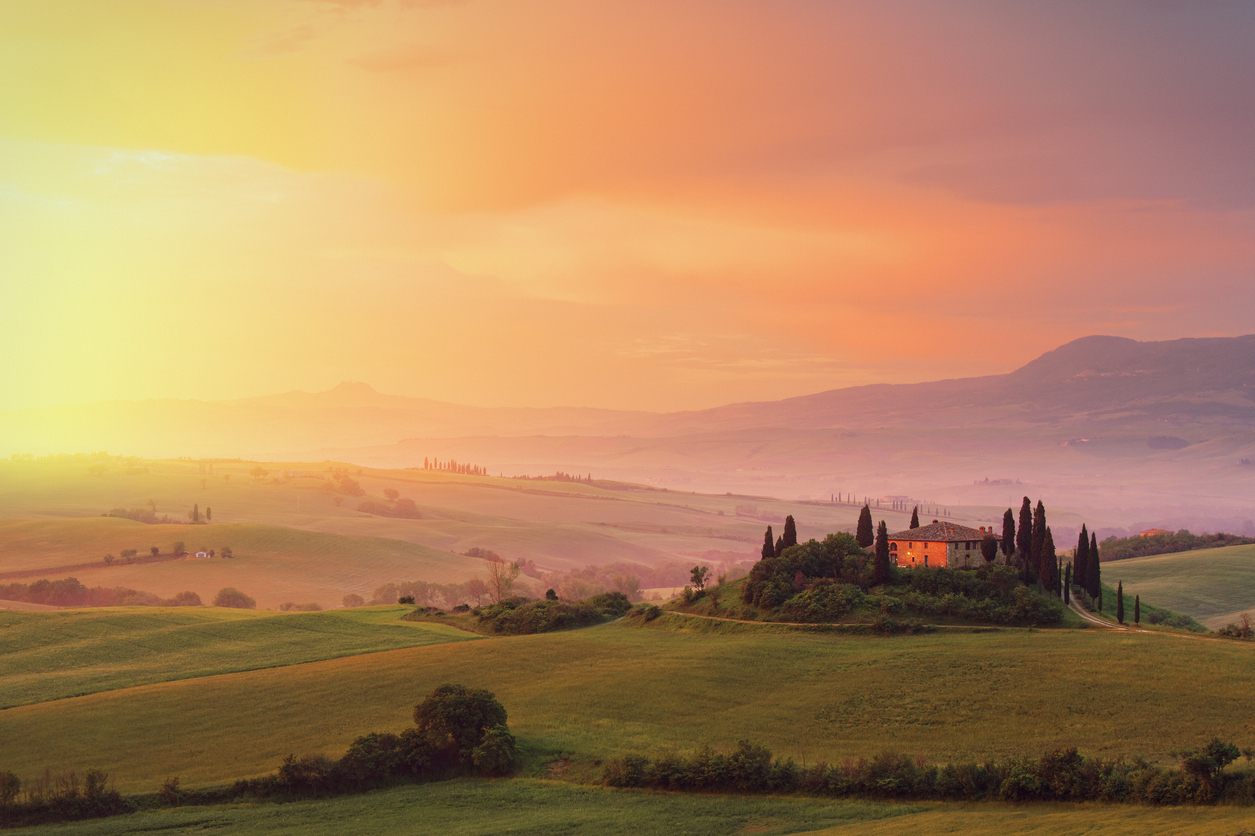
[[887, 521, 1001, 569]]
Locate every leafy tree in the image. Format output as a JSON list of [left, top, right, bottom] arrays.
[[874, 519, 891, 585], [1016, 497, 1033, 570], [383, 488, 399, 501], [413, 684, 513, 771], [150, 546, 159, 557], [856, 504, 874, 548], [1074, 525, 1089, 594], [103, 553, 115, 566], [690, 565, 711, 591], [213, 587, 256, 609], [168, 591, 202, 606], [1134, 594, 1139, 624], [398, 595, 416, 604], [486, 560, 520, 603], [342, 593, 365, 608], [545, 588, 558, 601], [910, 506, 920, 529], [172, 541, 185, 555], [980, 533, 999, 564], [250, 466, 268, 477], [1180, 738, 1240, 795], [221, 546, 233, 558], [1116, 581, 1124, 623], [781, 515, 798, 550], [1001, 508, 1015, 557], [761, 526, 775, 560]]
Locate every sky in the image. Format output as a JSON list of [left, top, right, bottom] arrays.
[[2, 0, 1254, 412]]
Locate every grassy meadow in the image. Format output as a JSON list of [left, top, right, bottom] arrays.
[[4, 615, 1255, 793], [1108, 544, 1255, 629], [17, 780, 1255, 836], [0, 605, 476, 708]]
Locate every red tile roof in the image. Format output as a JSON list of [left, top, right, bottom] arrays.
[[887, 521, 987, 542]]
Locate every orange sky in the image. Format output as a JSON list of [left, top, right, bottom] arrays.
[[2, 0, 1253, 411]]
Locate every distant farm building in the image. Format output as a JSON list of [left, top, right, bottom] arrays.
[[887, 521, 1001, 569], [194, 551, 209, 559]]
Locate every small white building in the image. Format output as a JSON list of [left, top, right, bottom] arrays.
[[194, 551, 209, 559]]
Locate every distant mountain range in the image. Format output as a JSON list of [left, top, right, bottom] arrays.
[[2, 334, 1253, 460]]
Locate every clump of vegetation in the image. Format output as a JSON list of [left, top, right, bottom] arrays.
[[279, 602, 323, 612], [0, 578, 200, 608], [1100, 530, 1255, 562], [0, 768, 130, 828], [1218, 613, 1255, 640], [472, 592, 630, 635], [355, 498, 421, 519], [604, 738, 1254, 805], [213, 588, 256, 609]]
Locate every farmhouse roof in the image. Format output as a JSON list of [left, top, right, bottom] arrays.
[[886, 521, 988, 542]]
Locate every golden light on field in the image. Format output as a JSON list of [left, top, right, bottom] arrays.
[[3, 0, 1254, 419]]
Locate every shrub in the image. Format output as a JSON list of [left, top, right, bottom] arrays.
[[413, 684, 515, 773], [166, 591, 202, 607], [341, 594, 365, 608], [213, 587, 256, 609]]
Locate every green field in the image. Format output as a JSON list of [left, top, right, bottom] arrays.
[[0, 605, 477, 708], [1109, 544, 1255, 629], [16, 779, 1255, 836], [4, 615, 1255, 794]]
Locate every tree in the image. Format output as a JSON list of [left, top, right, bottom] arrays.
[[1001, 508, 1016, 557], [150, 546, 159, 557], [1031, 501, 1047, 575], [781, 515, 798, 550], [545, 588, 558, 601], [909, 506, 920, 529], [1016, 497, 1033, 571], [1087, 532, 1102, 603], [775, 536, 785, 556], [690, 565, 711, 591], [172, 541, 185, 555], [191, 504, 200, 523], [486, 560, 520, 603], [221, 546, 233, 558], [1116, 581, 1124, 623], [466, 578, 490, 605], [856, 504, 874, 548], [1063, 563, 1072, 604], [1074, 525, 1089, 593], [1180, 738, 1240, 796], [413, 684, 515, 774], [980, 533, 1000, 564], [1134, 594, 1140, 624], [251, 466, 268, 478], [213, 587, 256, 609], [206, 507, 212, 522], [761, 526, 775, 560], [342, 593, 366, 608], [383, 488, 399, 501], [873, 520, 891, 585], [1040, 527, 1058, 593], [104, 553, 115, 566]]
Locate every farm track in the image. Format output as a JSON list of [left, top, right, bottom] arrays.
[[1067, 596, 1237, 644], [668, 610, 1004, 630]]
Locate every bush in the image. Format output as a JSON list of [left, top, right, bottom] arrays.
[[476, 598, 608, 635], [342, 594, 365, 608], [166, 591, 202, 607], [213, 587, 256, 609], [413, 684, 515, 773]]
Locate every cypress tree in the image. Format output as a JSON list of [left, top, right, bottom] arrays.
[[206, 507, 212, 523], [193, 503, 200, 523], [1016, 497, 1032, 571], [856, 505, 875, 548], [1041, 527, 1058, 593], [1087, 532, 1102, 603], [909, 506, 920, 529], [1074, 525, 1090, 597], [1031, 501, 1047, 575], [1063, 563, 1071, 604], [874, 520, 891, 585], [1134, 594, 1140, 625], [782, 515, 798, 550], [761, 526, 774, 561], [775, 536, 785, 556], [1001, 508, 1015, 557], [1116, 581, 1124, 624]]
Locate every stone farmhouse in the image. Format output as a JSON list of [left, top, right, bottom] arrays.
[[887, 520, 1002, 569]]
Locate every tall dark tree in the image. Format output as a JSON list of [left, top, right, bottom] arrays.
[[1074, 525, 1090, 596], [1031, 501, 1047, 575], [193, 503, 200, 523], [1063, 563, 1072, 604], [781, 515, 798, 550], [775, 536, 785, 557], [909, 506, 920, 529], [856, 504, 875, 548], [980, 533, 1000, 564], [1016, 497, 1033, 570], [206, 506, 212, 523], [1040, 527, 1059, 593], [874, 520, 891, 585], [761, 526, 774, 561], [1116, 581, 1125, 624], [1086, 532, 1102, 604], [1001, 508, 1016, 557], [1134, 594, 1140, 625]]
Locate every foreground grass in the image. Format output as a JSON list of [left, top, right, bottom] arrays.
[[1110, 544, 1255, 630], [0, 605, 476, 707], [5, 617, 1255, 793], [12, 780, 1255, 836]]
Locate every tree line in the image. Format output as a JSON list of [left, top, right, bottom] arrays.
[[0, 578, 200, 608], [421, 458, 488, 476], [1098, 530, 1255, 562]]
